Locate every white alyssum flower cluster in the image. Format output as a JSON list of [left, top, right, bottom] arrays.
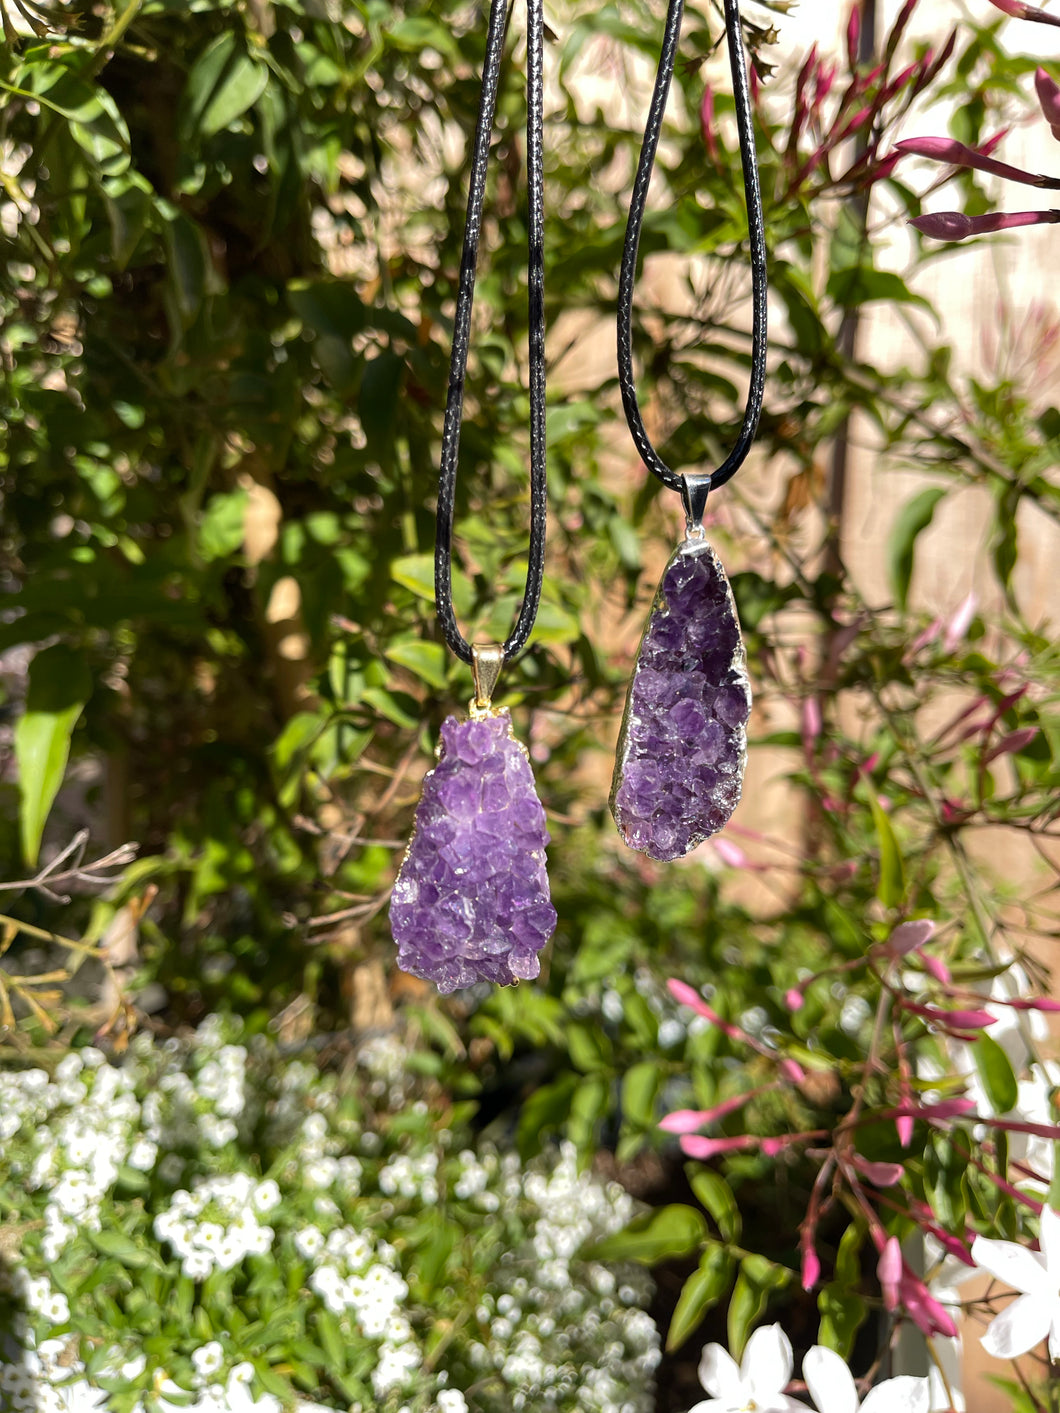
[[153, 1171, 279, 1280], [0, 1019, 660, 1413], [464, 1144, 661, 1411]]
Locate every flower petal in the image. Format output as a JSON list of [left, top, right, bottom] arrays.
[[981, 1293, 1051, 1359], [860, 1376, 930, 1413], [803, 1345, 859, 1413], [744, 1325, 794, 1401], [1039, 1205, 1060, 1275], [698, 1344, 743, 1400], [971, 1235, 1051, 1295]]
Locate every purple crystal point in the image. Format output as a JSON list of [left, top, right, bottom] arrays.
[[611, 538, 751, 861], [390, 710, 557, 994]]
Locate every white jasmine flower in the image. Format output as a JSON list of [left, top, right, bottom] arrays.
[[182, 1251, 213, 1281], [972, 1205, 1060, 1359], [803, 1345, 929, 1413], [127, 1139, 158, 1172], [691, 1325, 810, 1412]]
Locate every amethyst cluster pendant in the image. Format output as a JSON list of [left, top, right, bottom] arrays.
[[390, 709, 557, 994], [611, 537, 751, 861]]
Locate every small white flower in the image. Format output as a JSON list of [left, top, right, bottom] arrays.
[[972, 1204, 1060, 1360], [436, 1392, 469, 1413], [253, 1179, 281, 1213], [803, 1345, 929, 1413], [182, 1251, 213, 1281], [691, 1325, 810, 1413], [43, 1292, 71, 1324], [192, 1341, 225, 1380], [294, 1225, 324, 1259]]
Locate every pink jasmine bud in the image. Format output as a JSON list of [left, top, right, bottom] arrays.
[[900, 1271, 958, 1338], [987, 0, 1060, 24], [915, 1098, 977, 1119], [1004, 997, 1060, 1013], [984, 727, 1039, 762], [784, 987, 805, 1012], [801, 696, 822, 754], [801, 1239, 821, 1292], [912, 209, 1060, 240], [668, 978, 710, 1016], [903, 1002, 997, 1030], [700, 84, 720, 164], [659, 1091, 758, 1133], [878, 1236, 903, 1310], [854, 1156, 906, 1187], [943, 590, 976, 652], [895, 136, 1060, 189], [918, 949, 952, 986], [896, 1114, 914, 1146], [713, 836, 751, 869], [886, 919, 936, 956], [816, 62, 837, 106], [1036, 67, 1060, 137], [680, 1134, 757, 1160], [846, 3, 862, 71], [779, 1058, 806, 1083]]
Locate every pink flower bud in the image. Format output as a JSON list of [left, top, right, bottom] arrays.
[[904, 1002, 997, 1030], [1005, 997, 1060, 1013], [680, 1134, 756, 1160], [877, 1236, 903, 1310], [779, 1058, 806, 1083], [801, 1241, 821, 1292], [1036, 68, 1060, 138], [900, 1271, 958, 1338], [984, 727, 1039, 763], [896, 1114, 914, 1147], [943, 590, 976, 652], [896, 135, 1060, 188], [886, 919, 936, 956], [700, 84, 720, 164], [918, 950, 951, 986], [846, 3, 861, 71], [713, 837, 751, 869], [659, 1092, 758, 1133], [784, 988, 805, 1012], [987, 0, 1060, 25], [853, 1156, 906, 1187]]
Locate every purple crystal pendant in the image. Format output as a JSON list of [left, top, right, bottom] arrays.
[[390, 681, 557, 993], [610, 535, 751, 861]]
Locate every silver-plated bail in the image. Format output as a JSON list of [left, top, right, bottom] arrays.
[[471, 643, 504, 715], [681, 472, 712, 539]]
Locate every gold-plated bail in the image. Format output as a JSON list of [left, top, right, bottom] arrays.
[[471, 643, 504, 715]]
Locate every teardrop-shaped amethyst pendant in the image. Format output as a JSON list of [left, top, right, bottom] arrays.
[[611, 537, 751, 861], [390, 710, 557, 994]]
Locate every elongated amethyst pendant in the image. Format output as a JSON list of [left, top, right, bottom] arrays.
[[611, 538, 751, 861], [390, 710, 557, 994]]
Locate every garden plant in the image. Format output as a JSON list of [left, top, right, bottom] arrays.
[[0, 0, 1059, 1410]]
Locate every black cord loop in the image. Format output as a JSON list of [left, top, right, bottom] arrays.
[[434, 0, 547, 667], [617, 0, 768, 500]]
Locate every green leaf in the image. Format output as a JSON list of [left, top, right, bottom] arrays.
[[727, 1255, 790, 1358], [585, 1204, 708, 1265], [886, 488, 946, 612], [567, 1021, 612, 1073], [182, 33, 269, 140], [86, 1230, 160, 1270], [867, 791, 906, 910], [621, 1061, 660, 1128], [687, 1166, 741, 1244], [827, 266, 934, 316], [14, 645, 91, 866], [384, 638, 448, 691], [973, 1033, 1019, 1114], [668, 1245, 734, 1351], [817, 1282, 868, 1358], [391, 554, 473, 618]]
